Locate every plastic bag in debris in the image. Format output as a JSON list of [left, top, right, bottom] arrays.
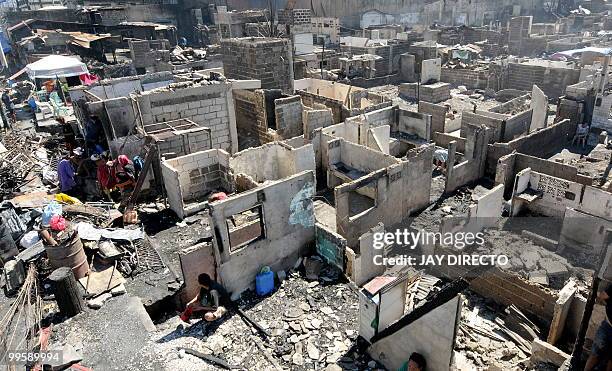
[[76, 221, 144, 241], [19, 230, 40, 249], [42, 166, 58, 185], [41, 201, 62, 227], [49, 215, 67, 231]]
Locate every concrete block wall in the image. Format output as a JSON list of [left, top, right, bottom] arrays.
[[220, 37, 294, 93], [337, 139, 399, 175], [558, 208, 610, 263], [274, 95, 304, 139], [461, 111, 506, 143], [503, 109, 533, 141], [511, 36, 549, 57], [419, 101, 447, 135], [445, 125, 489, 193], [495, 152, 592, 198], [398, 109, 431, 140], [153, 128, 212, 159], [437, 264, 555, 321], [440, 67, 494, 90], [556, 98, 584, 126], [508, 16, 532, 54], [135, 82, 238, 154], [129, 39, 171, 69], [334, 144, 433, 248], [506, 62, 580, 99], [162, 149, 233, 219], [511, 169, 584, 217], [229, 142, 316, 184], [303, 107, 333, 140], [345, 223, 386, 286], [89, 96, 137, 140], [369, 295, 461, 371], [233, 89, 258, 138], [208, 170, 316, 296], [486, 118, 576, 176]]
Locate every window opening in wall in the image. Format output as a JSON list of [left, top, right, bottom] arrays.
[[348, 181, 377, 217], [226, 205, 265, 252]]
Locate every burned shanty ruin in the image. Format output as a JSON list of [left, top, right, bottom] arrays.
[[0, 0, 612, 370]]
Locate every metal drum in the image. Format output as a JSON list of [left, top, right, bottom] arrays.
[[45, 232, 88, 279]]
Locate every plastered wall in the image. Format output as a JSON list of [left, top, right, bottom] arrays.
[[208, 171, 316, 296]]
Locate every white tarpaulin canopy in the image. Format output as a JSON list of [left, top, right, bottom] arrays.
[[26, 55, 88, 79]]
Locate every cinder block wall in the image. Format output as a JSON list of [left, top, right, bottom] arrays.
[[440, 67, 494, 90], [506, 62, 580, 99], [486, 118, 577, 176], [220, 37, 294, 93], [230, 142, 316, 183], [154, 129, 212, 158], [136, 83, 235, 154], [275, 95, 304, 139], [419, 101, 447, 135], [303, 108, 333, 139], [162, 149, 233, 218]]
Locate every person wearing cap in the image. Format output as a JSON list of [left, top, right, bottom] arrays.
[[92, 153, 114, 200]]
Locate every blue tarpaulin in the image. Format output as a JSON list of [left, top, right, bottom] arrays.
[[0, 31, 11, 54]]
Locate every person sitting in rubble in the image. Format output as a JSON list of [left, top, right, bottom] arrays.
[[572, 122, 590, 148], [180, 273, 229, 323], [585, 283, 612, 371]]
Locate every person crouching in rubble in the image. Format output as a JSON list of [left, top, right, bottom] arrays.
[[180, 273, 228, 323], [91, 153, 114, 201], [58, 148, 83, 198], [112, 155, 136, 204]]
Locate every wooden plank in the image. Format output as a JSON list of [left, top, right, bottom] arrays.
[[122, 136, 157, 210], [78, 265, 125, 296]]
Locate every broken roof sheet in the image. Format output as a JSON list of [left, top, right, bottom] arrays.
[[557, 46, 612, 57], [7, 19, 35, 32], [363, 276, 397, 295]]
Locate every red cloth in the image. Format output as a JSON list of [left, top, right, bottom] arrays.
[[97, 163, 114, 189], [180, 306, 193, 322], [79, 73, 99, 86]]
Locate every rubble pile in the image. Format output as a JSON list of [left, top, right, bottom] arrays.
[[149, 270, 381, 371], [455, 293, 542, 370], [171, 46, 207, 63], [0, 131, 64, 200]]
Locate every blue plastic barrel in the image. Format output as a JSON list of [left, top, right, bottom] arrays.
[[255, 270, 274, 296]]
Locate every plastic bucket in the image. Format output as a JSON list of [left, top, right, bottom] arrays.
[[255, 270, 274, 296]]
